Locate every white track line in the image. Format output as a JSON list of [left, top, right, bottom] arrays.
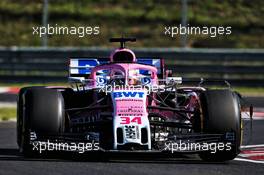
[[234, 158, 264, 164], [241, 144, 264, 149], [0, 87, 9, 93], [235, 144, 264, 164], [241, 112, 264, 120], [240, 153, 264, 157], [0, 102, 16, 108]]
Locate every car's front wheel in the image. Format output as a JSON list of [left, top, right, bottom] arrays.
[[198, 89, 241, 162], [17, 87, 65, 156]]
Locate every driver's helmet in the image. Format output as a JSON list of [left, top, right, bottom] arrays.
[[128, 69, 141, 85], [110, 69, 125, 85]]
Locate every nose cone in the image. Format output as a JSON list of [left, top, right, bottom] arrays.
[[110, 48, 136, 63]]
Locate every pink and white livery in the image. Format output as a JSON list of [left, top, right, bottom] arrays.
[[17, 38, 248, 162]]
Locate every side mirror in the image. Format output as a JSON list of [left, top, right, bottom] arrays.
[[166, 77, 182, 84]]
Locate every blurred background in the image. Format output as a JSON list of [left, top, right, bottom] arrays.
[[0, 0, 263, 120], [0, 0, 263, 48]]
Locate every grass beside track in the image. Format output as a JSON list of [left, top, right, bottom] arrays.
[[0, 0, 263, 48], [0, 107, 16, 121], [234, 87, 264, 96], [0, 83, 68, 88]]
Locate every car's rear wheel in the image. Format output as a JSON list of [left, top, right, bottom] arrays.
[[198, 89, 241, 162], [17, 87, 65, 156]]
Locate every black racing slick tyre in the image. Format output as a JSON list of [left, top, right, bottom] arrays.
[[17, 87, 65, 156], [17, 86, 44, 148], [198, 89, 241, 162]]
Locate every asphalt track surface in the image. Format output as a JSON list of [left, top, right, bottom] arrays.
[[0, 119, 263, 175]]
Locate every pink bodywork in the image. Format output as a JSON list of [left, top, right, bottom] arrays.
[[87, 48, 199, 121], [90, 47, 157, 83], [90, 63, 158, 86], [115, 94, 147, 117]]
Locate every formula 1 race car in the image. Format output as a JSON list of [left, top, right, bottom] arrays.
[[17, 38, 242, 161]]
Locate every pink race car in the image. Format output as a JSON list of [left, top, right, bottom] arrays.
[[17, 38, 242, 161]]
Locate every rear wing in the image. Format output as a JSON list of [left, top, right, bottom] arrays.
[[69, 57, 165, 79]]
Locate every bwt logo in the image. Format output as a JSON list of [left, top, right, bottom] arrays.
[[113, 91, 144, 98]]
